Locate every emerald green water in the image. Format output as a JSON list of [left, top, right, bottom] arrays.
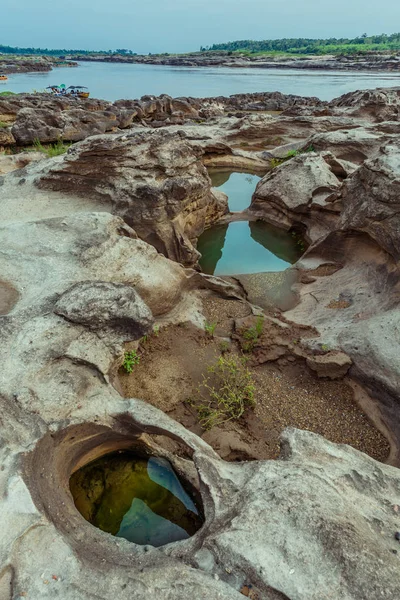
[[210, 170, 261, 212], [198, 220, 304, 276], [70, 452, 203, 547]]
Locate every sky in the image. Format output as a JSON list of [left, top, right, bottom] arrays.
[[4, 0, 400, 53]]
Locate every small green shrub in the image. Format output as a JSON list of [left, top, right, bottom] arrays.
[[0, 121, 8, 128], [270, 145, 316, 169], [241, 316, 264, 352], [33, 137, 71, 157], [153, 325, 160, 337], [189, 355, 255, 430], [0, 91, 16, 97], [122, 350, 140, 373], [291, 230, 306, 252], [204, 321, 217, 337], [219, 340, 230, 354]]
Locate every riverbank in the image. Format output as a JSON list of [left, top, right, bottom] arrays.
[[0, 55, 77, 75], [69, 50, 400, 71]]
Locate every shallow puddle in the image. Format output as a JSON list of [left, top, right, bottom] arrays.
[[209, 170, 261, 211], [70, 452, 203, 547], [198, 220, 304, 275]]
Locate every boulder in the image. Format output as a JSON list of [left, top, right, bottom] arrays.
[[309, 126, 396, 164], [306, 351, 352, 379], [11, 107, 118, 144], [250, 152, 342, 241], [329, 87, 400, 122], [37, 129, 227, 265], [338, 141, 400, 260], [54, 281, 153, 339]]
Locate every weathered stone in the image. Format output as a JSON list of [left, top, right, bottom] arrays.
[[36, 129, 227, 265], [339, 141, 400, 260], [55, 281, 153, 339], [250, 152, 342, 241], [306, 351, 352, 379]]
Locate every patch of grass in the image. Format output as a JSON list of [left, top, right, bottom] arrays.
[[0, 121, 9, 128], [122, 350, 140, 374], [0, 91, 16, 96], [189, 355, 255, 430], [219, 340, 230, 354], [204, 321, 217, 337], [291, 230, 306, 252], [270, 145, 315, 169], [241, 316, 264, 352], [33, 137, 71, 157]]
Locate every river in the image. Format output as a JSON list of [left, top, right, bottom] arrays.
[[2, 61, 400, 102]]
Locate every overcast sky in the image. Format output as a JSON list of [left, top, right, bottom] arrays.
[[5, 0, 400, 53]]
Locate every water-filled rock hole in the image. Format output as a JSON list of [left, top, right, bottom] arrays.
[[209, 169, 261, 211], [200, 170, 306, 275], [198, 220, 305, 275], [70, 451, 204, 547]]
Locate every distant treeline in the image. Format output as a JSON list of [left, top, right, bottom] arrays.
[[0, 45, 136, 56], [204, 33, 400, 54]]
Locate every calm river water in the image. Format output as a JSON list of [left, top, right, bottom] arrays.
[[3, 60, 400, 101]]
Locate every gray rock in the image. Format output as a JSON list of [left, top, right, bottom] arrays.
[[250, 152, 342, 241], [55, 281, 153, 339], [339, 141, 400, 260], [36, 129, 227, 266]]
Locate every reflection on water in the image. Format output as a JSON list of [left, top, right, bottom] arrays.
[[210, 170, 262, 212], [70, 453, 203, 547], [4, 61, 400, 101], [197, 220, 304, 276]]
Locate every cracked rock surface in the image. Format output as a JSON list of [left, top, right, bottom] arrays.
[[1, 87, 400, 600]]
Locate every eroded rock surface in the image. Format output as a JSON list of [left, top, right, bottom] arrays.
[[36, 129, 226, 265], [250, 152, 342, 241], [1, 86, 400, 600]]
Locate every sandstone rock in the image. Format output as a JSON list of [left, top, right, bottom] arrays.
[[0, 151, 44, 175], [0, 128, 15, 146], [329, 87, 400, 122], [338, 141, 400, 260], [37, 129, 226, 265], [11, 106, 118, 144], [55, 281, 154, 339], [1, 86, 400, 600], [309, 125, 395, 164], [250, 152, 342, 241], [306, 351, 352, 379]]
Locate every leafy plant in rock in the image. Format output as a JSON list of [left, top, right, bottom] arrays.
[[122, 350, 140, 373], [0, 121, 8, 128], [33, 137, 71, 157], [270, 145, 316, 169], [189, 355, 256, 430], [204, 321, 217, 337], [241, 316, 264, 352], [219, 340, 230, 354]]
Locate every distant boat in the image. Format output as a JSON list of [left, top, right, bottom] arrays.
[[45, 84, 90, 98], [0, 74, 8, 81], [67, 85, 90, 98]]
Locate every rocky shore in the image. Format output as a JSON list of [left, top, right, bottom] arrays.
[[0, 55, 77, 75], [1, 86, 400, 599], [71, 50, 400, 71]]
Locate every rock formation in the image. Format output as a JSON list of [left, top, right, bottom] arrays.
[[1, 86, 400, 599]]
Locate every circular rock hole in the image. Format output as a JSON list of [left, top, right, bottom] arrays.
[[70, 450, 204, 547]]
